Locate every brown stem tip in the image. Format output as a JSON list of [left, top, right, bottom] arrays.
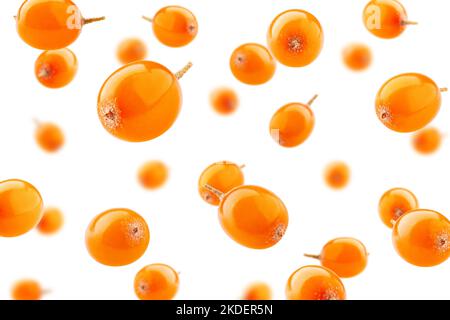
[[175, 62, 193, 80], [307, 94, 319, 107], [204, 184, 224, 199], [83, 16, 106, 25], [402, 20, 418, 26], [440, 88, 448, 93], [304, 253, 320, 260], [142, 16, 153, 23]]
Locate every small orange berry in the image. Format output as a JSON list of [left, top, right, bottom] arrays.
[[267, 10, 324, 67], [392, 209, 449, 267], [16, 0, 105, 50], [412, 127, 442, 155], [37, 207, 64, 235], [243, 282, 272, 300], [363, 0, 416, 39], [230, 43, 276, 85], [117, 38, 148, 64], [286, 265, 346, 300], [34, 121, 65, 153], [210, 87, 239, 115], [134, 264, 179, 300], [144, 6, 198, 48], [98, 61, 192, 142], [378, 188, 419, 228], [11, 280, 43, 300], [35, 48, 78, 88], [270, 95, 317, 148], [342, 43, 372, 71], [0, 179, 43, 237], [305, 238, 368, 278], [198, 161, 245, 206], [138, 161, 169, 190], [85, 208, 150, 266], [376, 73, 445, 133], [218, 185, 289, 249], [324, 161, 350, 190]]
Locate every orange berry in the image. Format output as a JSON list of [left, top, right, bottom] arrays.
[[363, 0, 416, 39], [117, 38, 148, 65], [270, 95, 317, 148], [0, 179, 43, 237], [286, 265, 346, 300], [98, 61, 192, 142], [198, 161, 245, 206], [218, 185, 288, 249], [324, 161, 350, 190], [37, 207, 64, 235], [305, 238, 368, 278], [376, 73, 445, 133], [230, 43, 276, 85], [267, 10, 323, 67], [11, 280, 43, 300], [134, 264, 179, 300], [342, 43, 372, 71], [85, 208, 150, 266], [34, 121, 65, 153], [35, 48, 78, 88], [243, 282, 272, 300], [392, 209, 449, 267], [16, 0, 105, 50], [412, 127, 443, 155], [144, 6, 198, 48], [210, 87, 239, 115], [138, 161, 169, 190], [378, 188, 419, 228]]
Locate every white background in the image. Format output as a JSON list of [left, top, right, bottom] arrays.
[[0, 0, 449, 300]]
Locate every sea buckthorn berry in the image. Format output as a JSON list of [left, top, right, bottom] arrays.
[[37, 207, 64, 235], [267, 10, 323, 67], [210, 87, 239, 115], [11, 280, 44, 300], [143, 6, 198, 48], [378, 188, 418, 228], [324, 161, 350, 190], [243, 282, 272, 300], [376, 73, 446, 133], [117, 38, 148, 65], [342, 43, 372, 71], [363, 0, 416, 39], [198, 161, 245, 206], [85, 208, 150, 266], [138, 161, 169, 190], [98, 61, 192, 142], [16, 0, 105, 50], [392, 209, 450, 267], [412, 127, 443, 155], [304, 238, 368, 278], [134, 264, 179, 300], [0, 179, 43, 237], [34, 121, 65, 153], [35, 48, 78, 88], [286, 266, 346, 300], [230, 43, 276, 85], [270, 95, 317, 148], [217, 185, 289, 249]]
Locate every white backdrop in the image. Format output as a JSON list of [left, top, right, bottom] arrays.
[[0, 0, 449, 300]]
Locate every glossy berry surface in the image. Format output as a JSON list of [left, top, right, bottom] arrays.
[[342, 43, 372, 71], [392, 209, 449, 267], [198, 161, 244, 206], [85, 208, 150, 266], [35, 48, 78, 88], [210, 87, 239, 115], [376, 73, 443, 133], [35, 122, 65, 153], [150, 6, 198, 48], [412, 127, 442, 155], [117, 38, 148, 64], [267, 10, 323, 67], [138, 161, 169, 190], [0, 179, 43, 237], [379, 188, 419, 228], [219, 185, 288, 249], [230, 43, 276, 85], [98, 61, 186, 142], [286, 265, 346, 300], [37, 207, 64, 235], [134, 263, 179, 300]]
